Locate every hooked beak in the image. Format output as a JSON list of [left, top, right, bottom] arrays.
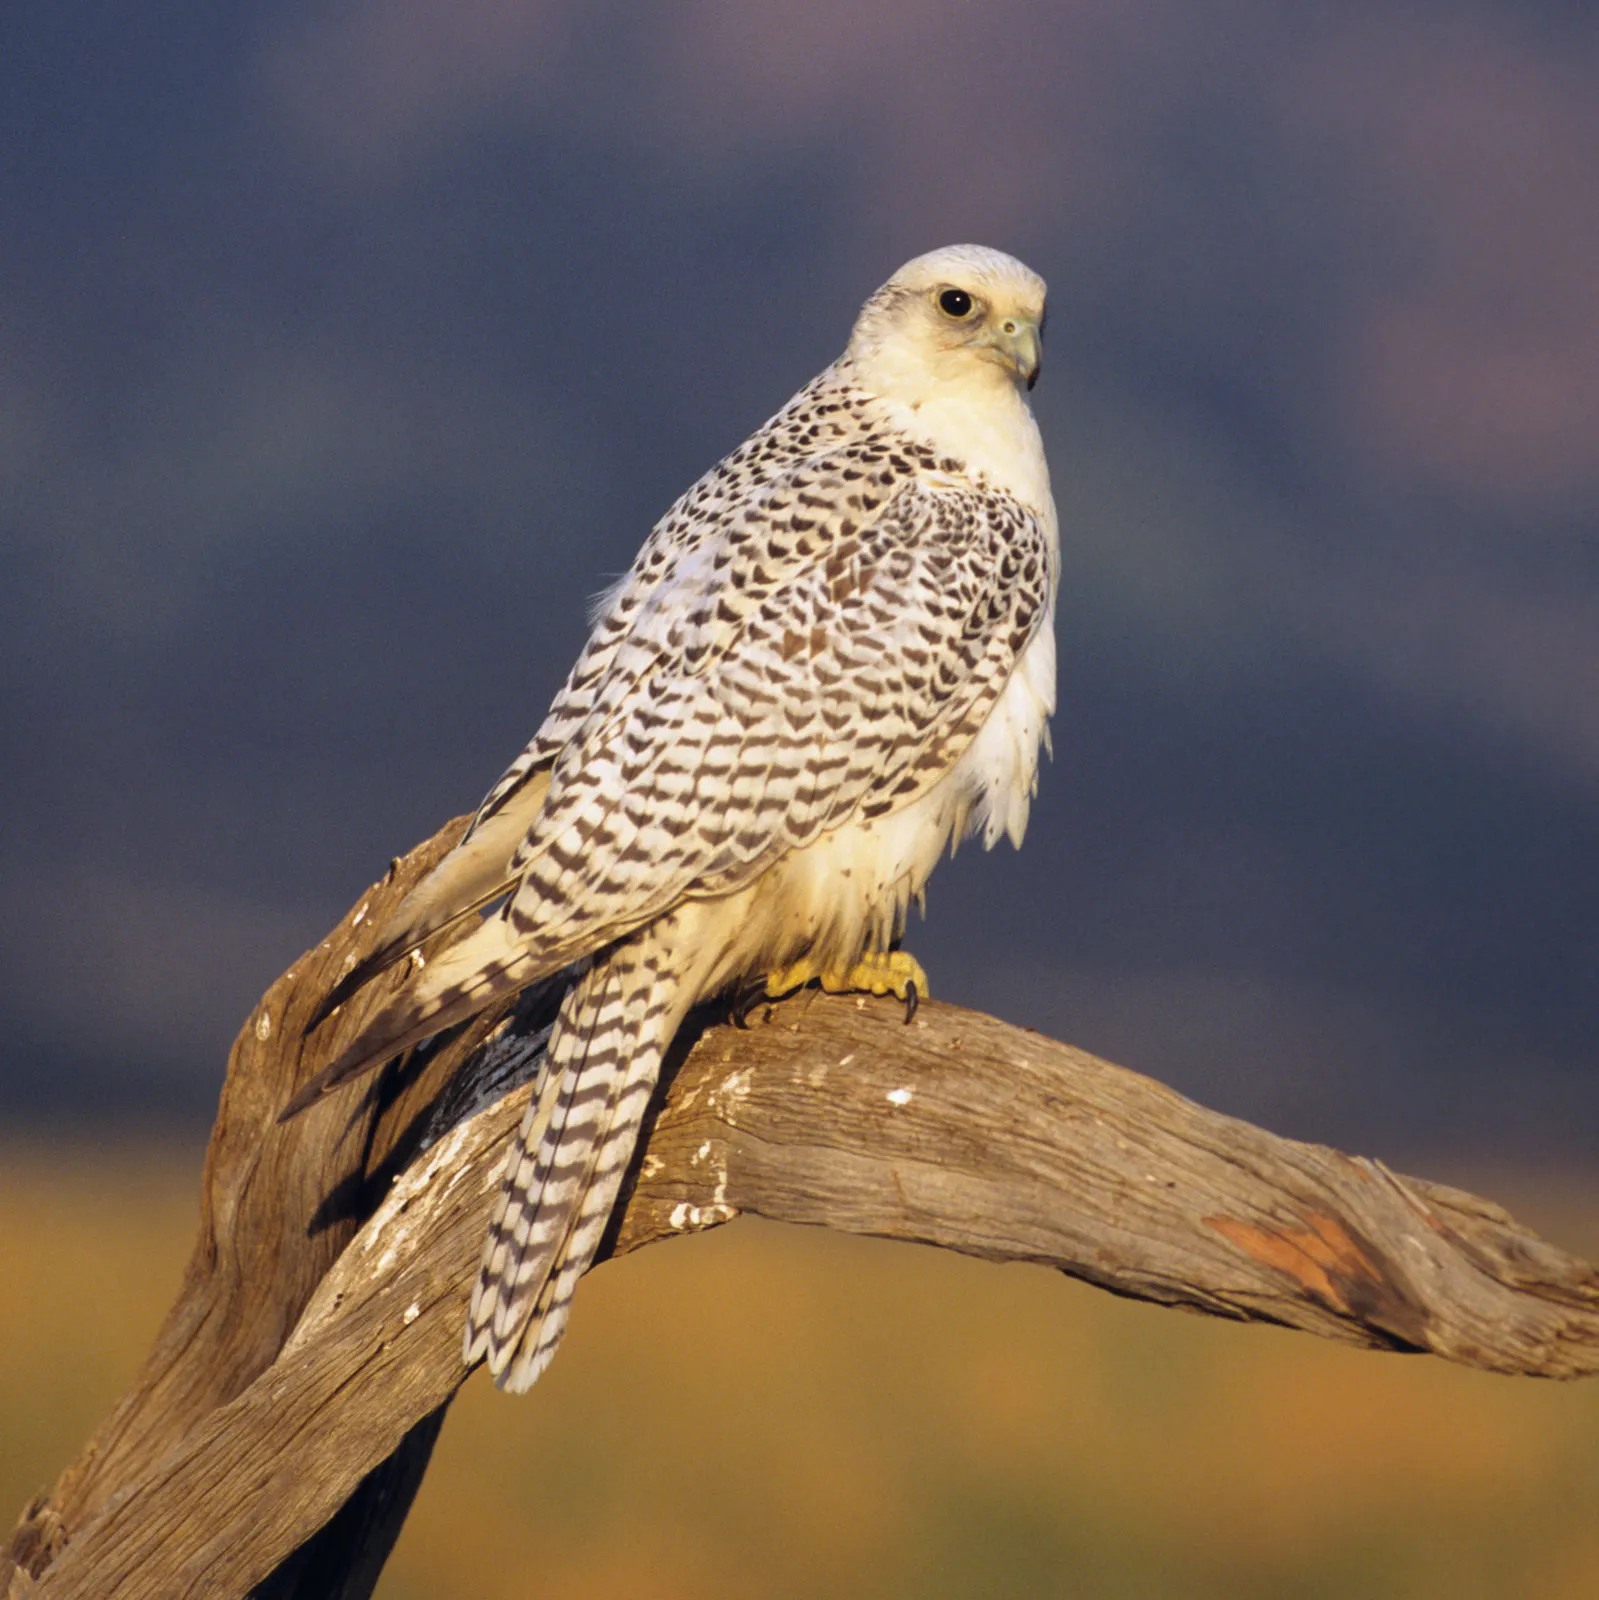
[[985, 318, 1043, 390]]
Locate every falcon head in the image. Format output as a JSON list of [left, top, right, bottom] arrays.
[[847, 244, 1048, 399]]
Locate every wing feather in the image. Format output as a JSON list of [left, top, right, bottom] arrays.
[[499, 473, 1052, 956]]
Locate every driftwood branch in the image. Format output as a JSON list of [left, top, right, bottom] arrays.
[[6, 815, 1597, 1599]]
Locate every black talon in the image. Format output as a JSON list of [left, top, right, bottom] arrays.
[[902, 980, 919, 1025], [731, 980, 767, 1029]]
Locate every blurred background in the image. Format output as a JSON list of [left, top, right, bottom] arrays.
[[2, 1, 1596, 1593]]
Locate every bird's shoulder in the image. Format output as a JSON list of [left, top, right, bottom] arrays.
[[625, 373, 1038, 608], [550, 377, 1049, 737]]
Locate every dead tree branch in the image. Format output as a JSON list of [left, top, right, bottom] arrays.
[[6, 815, 1597, 1600]]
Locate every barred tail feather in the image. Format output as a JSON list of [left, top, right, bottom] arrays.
[[465, 939, 676, 1391], [501, 984, 671, 1392]]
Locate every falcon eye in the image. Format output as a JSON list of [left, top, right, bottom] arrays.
[[938, 288, 974, 319]]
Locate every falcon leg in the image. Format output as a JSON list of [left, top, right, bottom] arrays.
[[764, 949, 929, 1024]]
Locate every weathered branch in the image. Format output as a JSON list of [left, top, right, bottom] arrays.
[[7, 815, 1597, 1599]]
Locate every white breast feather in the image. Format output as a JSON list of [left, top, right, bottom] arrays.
[[958, 617, 1057, 850]]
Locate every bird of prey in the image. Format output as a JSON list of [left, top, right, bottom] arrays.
[[284, 244, 1057, 1393]]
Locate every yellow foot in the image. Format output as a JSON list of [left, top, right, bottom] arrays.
[[763, 949, 930, 1023]]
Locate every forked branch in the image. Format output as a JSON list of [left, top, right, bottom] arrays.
[[6, 817, 1597, 1600]]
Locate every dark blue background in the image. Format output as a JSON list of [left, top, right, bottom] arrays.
[[4, 0, 1595, 1166]]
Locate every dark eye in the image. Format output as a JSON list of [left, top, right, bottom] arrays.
[[938, 288, 973, 318]]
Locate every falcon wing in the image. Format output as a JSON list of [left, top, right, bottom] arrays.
[[500, 471, 1054, 964]]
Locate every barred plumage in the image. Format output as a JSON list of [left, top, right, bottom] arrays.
[[465, 932, 678, 1390], [286, 244, 1059, 1392]]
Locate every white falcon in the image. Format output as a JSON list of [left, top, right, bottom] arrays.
[[285, 245, 1058, 1393]]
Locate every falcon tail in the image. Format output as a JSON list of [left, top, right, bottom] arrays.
[[465, 940, 677, 1392]]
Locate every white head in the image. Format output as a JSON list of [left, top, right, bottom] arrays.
[[844, 245, 1048, 407]]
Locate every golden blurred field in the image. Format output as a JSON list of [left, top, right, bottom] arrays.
[[3, 1142, 1598, 1599]]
